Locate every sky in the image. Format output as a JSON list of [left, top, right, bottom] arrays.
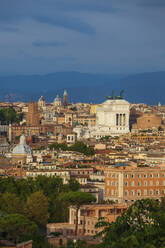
[[0, 0, 165, 75]]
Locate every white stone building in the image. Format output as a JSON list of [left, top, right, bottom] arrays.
[[38, 96, 46, 110], [74, 98, 130, 139]]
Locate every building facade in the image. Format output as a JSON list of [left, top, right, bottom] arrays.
[[132, 113, 162, 131], [104, 165, 165, 203], [73, 98, 130, 139], [26, 102, 40, 126], [93, 98, 130, 138], [47, 203, 127, 237]]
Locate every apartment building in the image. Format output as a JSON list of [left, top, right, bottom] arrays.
[[104, 165, 165, 203], [74, 115, 96, 126], [47, 203, 127, 237]]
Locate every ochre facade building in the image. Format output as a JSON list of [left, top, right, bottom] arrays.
[[104, 165, 165, 203], [132, 113, 162, 130]]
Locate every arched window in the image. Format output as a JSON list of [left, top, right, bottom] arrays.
[[137, 190, 141, 196]]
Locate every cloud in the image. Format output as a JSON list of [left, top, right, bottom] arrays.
[[138, 0, 165, 7], [32, 41, 66, 47], [0, 0, 96, 35], [53, 0, 118, 13], [0, 27, 20, 32], [33, 15, 96, 35], [0, 0, 165, 74]]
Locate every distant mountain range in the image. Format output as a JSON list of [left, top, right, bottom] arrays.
[[0, 71, 164, 105]]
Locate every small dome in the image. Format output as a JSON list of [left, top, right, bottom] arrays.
[[39, 96, 45, 101], [20, 134, 26, 145], [12, 144, 32, 155], [12, 135, 32, 155]]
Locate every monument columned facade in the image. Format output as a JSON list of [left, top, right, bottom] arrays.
[[93, 97, 130, 138], [73, 93, 130, 139]]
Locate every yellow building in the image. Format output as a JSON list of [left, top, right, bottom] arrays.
[[90, 104, 100, 115]]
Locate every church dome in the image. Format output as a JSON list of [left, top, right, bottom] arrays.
[[12, 135, 32, 155], [38, 96, 45, 102]]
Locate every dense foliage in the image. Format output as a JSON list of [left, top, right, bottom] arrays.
[[0, 214, 38, 244], [96, 198, 165, 248], [0, 107, 22, 124], [0, 176, 80, 245], [49, 141, 95, 156]]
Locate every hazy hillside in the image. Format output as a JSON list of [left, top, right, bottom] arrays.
[[119, 71, 165, 104], [0, 71, 165, 104]]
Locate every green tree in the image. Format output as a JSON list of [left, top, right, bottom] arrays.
[[68, 179, 80, 192], [24, 191, 49, 227], [0, 107, 22, 124], [0, 214, 38, 243], [50, 193, 70, 223], [69, 142, 95, 156], [99, 198, 165, 248], [62, 192, 96, 236], [100, 136, 111, 141], [0, 192, 23, 214]]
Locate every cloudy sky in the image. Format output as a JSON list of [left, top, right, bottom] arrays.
[[0, 0, 165, 75]]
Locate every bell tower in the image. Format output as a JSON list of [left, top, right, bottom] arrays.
[[63, 90, 68, 107]]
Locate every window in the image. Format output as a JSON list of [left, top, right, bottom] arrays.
[[156, 173, 159, 178], [131, 181, 135, 186], [144, 174, 147, 178], [111, 190, 114, 195], [131, 190, 135, 196], [111, 181, 114, 186], [137, 190, 141, 196], [162, 190, 165, 195], [150, 181, 153, 186], [144, 190, 147, 196], [156, 181, 159, 186], [137, 174, 141, 178], [125, 182, 128, 186], [116, 114, 119, 126], [150, 174, 153, 178], [125, 190, 128, 196], [156, 190, 159, 195], [125, 174, 129, 178], [138, 181, 141, 186], [144, 181, 147, 186], [150, 190, 153, 195], [131, 174, 135, 178]]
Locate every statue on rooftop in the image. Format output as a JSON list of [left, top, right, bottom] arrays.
[[106, 90, 124, 100]]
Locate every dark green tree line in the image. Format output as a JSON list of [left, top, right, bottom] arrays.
[[49, 141, 95, 156]]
